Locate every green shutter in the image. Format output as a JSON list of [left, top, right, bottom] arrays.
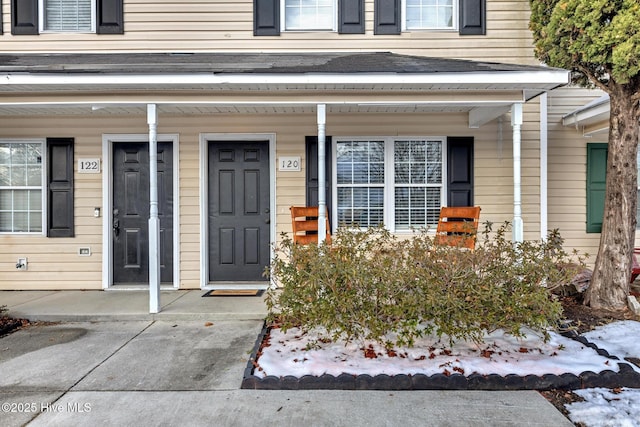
[[586, 143, 607, 233]]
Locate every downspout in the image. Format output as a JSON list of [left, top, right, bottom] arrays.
[[512, 103, 524, 243], [148, 104, 161, 313], [540, 93, 548, 240], [317, 104, 327, 244]]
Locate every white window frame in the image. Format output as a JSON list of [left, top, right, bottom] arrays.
[[39, 0, 96, 33], [281, 0, 338, 32], [402, 0, 458, 31], [332, 136, 447, 233], [0, 139, 46, 235]]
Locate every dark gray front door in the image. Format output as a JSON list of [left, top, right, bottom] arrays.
[[208, 141, 270, 282], [113, 142, 173, 284]]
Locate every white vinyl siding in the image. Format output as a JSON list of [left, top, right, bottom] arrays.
[[5, 0, 537, 65], [41, 0, 95, 33], [283, 0, 337, 31], [335, 137, 445, 231], [0, 140, 44, 234], [404, 0, 457, 30]]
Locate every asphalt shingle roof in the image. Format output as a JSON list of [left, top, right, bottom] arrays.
[[0, 52, 556, 75]]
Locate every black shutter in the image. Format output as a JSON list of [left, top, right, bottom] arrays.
[[11, 0, 38, 35], [305, 136, 332, 221], [447, 137, 474, 206], [97, 0, 124, 34], [374, 0, 401, 35], [339, 0, 364, 34], [459, 0, 486, 35], [254, 0, 280, 36], [47, 138, 74, 238]]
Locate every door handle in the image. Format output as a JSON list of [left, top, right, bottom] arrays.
[[113, 208, 120, 237]]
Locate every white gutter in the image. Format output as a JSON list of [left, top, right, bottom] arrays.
[[562, 95, 611, 127], [0, 71, 571, 87]]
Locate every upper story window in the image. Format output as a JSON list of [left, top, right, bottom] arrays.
[[40, 0, 95, 33], [255, 0, 483, 36], [0, 140, 44, 234], [11, 0, 124, 35], [283, 0, 337, 31], [404, 0, 457, 31]]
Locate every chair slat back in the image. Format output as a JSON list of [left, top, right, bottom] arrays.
[[435, 206, 481, 249], [290, 206, 331, 244]]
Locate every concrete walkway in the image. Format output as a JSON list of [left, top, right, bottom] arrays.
[[0, 290, 574, 426]]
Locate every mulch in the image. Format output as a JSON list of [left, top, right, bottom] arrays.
[[0, 316, 30, 338]]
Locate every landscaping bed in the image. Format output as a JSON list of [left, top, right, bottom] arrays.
[[0, 315, 30, 338], [242, 294, 640, 393]]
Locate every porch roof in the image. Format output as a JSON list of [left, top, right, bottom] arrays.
[[562, 94, 611, 137], [0, 52, 570, 126]]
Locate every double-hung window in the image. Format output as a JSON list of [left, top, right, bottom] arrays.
[[283, 0, 337, 31], [0, 140, 44, 234], [394, 139, 444, 229], [404, 0, 457, 31], [334, 137, 445, 231], [40, 0, 95, 33]]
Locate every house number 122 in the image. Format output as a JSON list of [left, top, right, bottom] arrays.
[[78, 158, 101, 173]]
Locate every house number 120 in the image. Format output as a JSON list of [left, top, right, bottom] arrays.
[[279, 156, 301, 172]]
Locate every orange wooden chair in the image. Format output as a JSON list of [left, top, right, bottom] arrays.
[[290, 206, 331, 245], [434, 206, 481, 250]]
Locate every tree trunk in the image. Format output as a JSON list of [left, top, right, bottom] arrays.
[[585, 86, 640, 311]]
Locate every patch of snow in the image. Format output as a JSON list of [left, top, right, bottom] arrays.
[[566, 387, 640, 427], [256, 327, 626, 378]]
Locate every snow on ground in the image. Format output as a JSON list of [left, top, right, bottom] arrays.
[[565, 321, 640, 427], [256, 320, 640, 427], [256, 325, 636, 378]]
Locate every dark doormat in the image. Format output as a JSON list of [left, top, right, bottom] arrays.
[[202, 289, 264, 297]]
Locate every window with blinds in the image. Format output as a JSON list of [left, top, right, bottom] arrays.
[[0, 141, 44, 234], [42, 0, 94, 32]]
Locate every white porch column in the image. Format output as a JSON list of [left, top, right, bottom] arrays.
[[317, 104, 327, 244], [539, 93, 548, 240], [148, 104, 161, 313], [511, 103, 524, 243]]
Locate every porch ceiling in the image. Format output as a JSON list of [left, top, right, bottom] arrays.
[[0, 52, 570, 125]]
